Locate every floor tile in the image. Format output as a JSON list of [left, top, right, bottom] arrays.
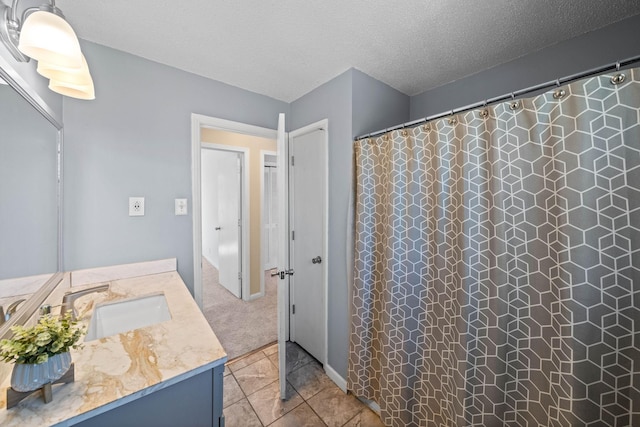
[[246, 380, 303, 425], [223, 374, 245, 408], [268, 352, 279, 369], [268, 402, 326, 427], [228, 350, 267, 373], [343, 408, 385, 427], [234, 357, 280, 395], [307, 386, 365, 427], [223, 398, 262, 427], [268, 342, 314, 374], [263, 343, 278, 356], [286, 342, 314, 373], [288, 360, 335, 400]]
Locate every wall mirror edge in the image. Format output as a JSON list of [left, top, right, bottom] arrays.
[[0, 58, 64, 340]]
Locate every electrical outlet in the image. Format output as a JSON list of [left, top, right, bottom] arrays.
[[129, 197, 145, 216], [175, 198, 188, 216]]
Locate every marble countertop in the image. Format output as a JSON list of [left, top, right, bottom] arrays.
[[0, 271, 227, 426]]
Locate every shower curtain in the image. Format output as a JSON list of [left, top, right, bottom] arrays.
[[348, 68, 640, 426]]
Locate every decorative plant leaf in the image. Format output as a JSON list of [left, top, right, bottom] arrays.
[[0, 313, 86, 364]]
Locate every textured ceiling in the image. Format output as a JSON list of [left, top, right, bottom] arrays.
[[55, 0, 640, 102]]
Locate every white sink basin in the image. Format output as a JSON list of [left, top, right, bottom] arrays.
[[85, 292, 171, 341]]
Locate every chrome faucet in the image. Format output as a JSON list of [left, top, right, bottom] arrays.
[[0, 298, 26, 325], [5, 298, 26, 321], [60, 284, 110, 320]]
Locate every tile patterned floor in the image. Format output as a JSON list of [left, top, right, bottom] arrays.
[[224, 342, 385, 427]]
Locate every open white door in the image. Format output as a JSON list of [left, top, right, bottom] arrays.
[[217, 151, 242, 298], [275, 113, 290, 399], [290, 127, 326, 364]]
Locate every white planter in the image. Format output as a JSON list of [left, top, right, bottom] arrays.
[[10, 352, 72, 392]]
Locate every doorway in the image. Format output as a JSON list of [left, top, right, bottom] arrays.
[[201, 148, 244, 298], [192, 115, 280, 360]]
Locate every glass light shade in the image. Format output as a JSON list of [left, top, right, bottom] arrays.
[[18, 10, 82, 68], [49, 73, 95, 100], [37, 54, 92, 85]]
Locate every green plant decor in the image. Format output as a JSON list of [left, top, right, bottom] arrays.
[[0, 313, 86, 365]]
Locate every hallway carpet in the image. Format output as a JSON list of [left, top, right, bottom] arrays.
[[202, 258, 278, 359]]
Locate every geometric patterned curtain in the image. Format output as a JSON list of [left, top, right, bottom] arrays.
[[348, 67, 640, 427]]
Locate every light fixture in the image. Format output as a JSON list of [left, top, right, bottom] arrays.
[[38, 53, 95, 99], [0, 0, 94, 100], [37, 53, 89, 82], [18, 8, 82, 68], [48, 78, 94, 100]]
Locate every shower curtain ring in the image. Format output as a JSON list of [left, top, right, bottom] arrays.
[[479, 101, 489, 118]]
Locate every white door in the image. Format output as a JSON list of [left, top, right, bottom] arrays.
[[290, 127, 326, 363], [217, 151, 242, 298], [275, 113, 290, 399]]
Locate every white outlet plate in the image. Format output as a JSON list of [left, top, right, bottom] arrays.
[[129, 197, 145, 216], [175, 198, 188, 216]]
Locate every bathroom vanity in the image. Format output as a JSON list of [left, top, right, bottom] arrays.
[[0, 269, 227, 427]]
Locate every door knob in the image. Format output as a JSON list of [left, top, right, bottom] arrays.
[[215, 226, 221, 230], [312, 256, 322, 264], [271, 269, 294, 279]]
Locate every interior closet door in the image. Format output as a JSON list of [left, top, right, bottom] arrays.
[[289, 128, 326, 363], [217, 151, 242, 298]]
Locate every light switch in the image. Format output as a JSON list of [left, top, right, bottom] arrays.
[[175, 198, 188, 215], [129, 197, 144, 216]]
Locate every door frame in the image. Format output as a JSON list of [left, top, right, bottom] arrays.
[[260, 150, 278, 276], [288, 119, 329, 366], [191, 114, 277, 308], [201, 143, 249, 299]]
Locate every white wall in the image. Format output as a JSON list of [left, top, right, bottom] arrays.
[[201, 149, 219, 268]]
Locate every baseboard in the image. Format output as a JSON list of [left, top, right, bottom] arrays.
[[246, 290, 265, 301], [324, 364, 347, 392], [357, 396, 381, 415], [323, 365, 381, 415]]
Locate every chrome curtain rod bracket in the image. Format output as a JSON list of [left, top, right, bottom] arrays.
[[355, 54, 640, 141]]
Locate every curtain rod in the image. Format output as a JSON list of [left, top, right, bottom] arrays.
[[356, 54, 640, 141]]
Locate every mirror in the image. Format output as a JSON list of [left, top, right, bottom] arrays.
[[0, 67, 62, 338]]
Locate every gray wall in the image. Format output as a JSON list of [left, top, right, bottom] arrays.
[[352, 69, 410, 137], [410, 14, 640, 120], [290, 68, 409, 378], [63, 41, 289, 292]]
